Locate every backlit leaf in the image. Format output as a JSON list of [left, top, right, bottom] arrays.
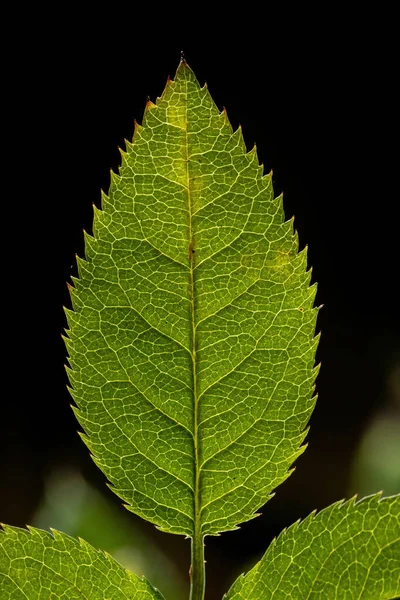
[[224, 494, 400, 599], [65, 59, 319, 537], [0, 525, 164, 599]]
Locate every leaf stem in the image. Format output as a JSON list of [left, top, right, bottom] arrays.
[[190, 533, 205, 600], [182, 63, 206, 600]]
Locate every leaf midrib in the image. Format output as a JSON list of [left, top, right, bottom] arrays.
[[184, 69, 201, 537]]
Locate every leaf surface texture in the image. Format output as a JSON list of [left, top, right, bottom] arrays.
[[224, 494, 400, 599], [0, 526, 164, 599], [65, 60, 319, 536]]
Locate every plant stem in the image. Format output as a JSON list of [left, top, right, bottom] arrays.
[[189, 533, 205, 600]]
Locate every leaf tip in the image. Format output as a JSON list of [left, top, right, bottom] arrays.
[[145, 98, 156, 110], [248, 142, 257, 154]]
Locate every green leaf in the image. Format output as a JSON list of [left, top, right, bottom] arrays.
[[224, 494, 400, 600], [65, 58, 319, 537], [0, 525, 164, 599]]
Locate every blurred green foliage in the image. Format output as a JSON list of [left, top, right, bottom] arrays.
[[33, 470, 187, 600], [350, 364, 400, 496]]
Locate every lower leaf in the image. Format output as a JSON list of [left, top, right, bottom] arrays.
[[0, 525, 164, 600], [224, 494, 400, 599]]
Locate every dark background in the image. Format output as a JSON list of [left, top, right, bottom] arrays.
[[3, 19, 399, 599]]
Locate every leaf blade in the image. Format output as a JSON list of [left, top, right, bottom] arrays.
[[66, 60, 319, 536], [224, 494, 400, 599], [0, 525, 164, 600]]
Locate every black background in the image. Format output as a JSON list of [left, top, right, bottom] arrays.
[[3, 16, 399, 599]]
